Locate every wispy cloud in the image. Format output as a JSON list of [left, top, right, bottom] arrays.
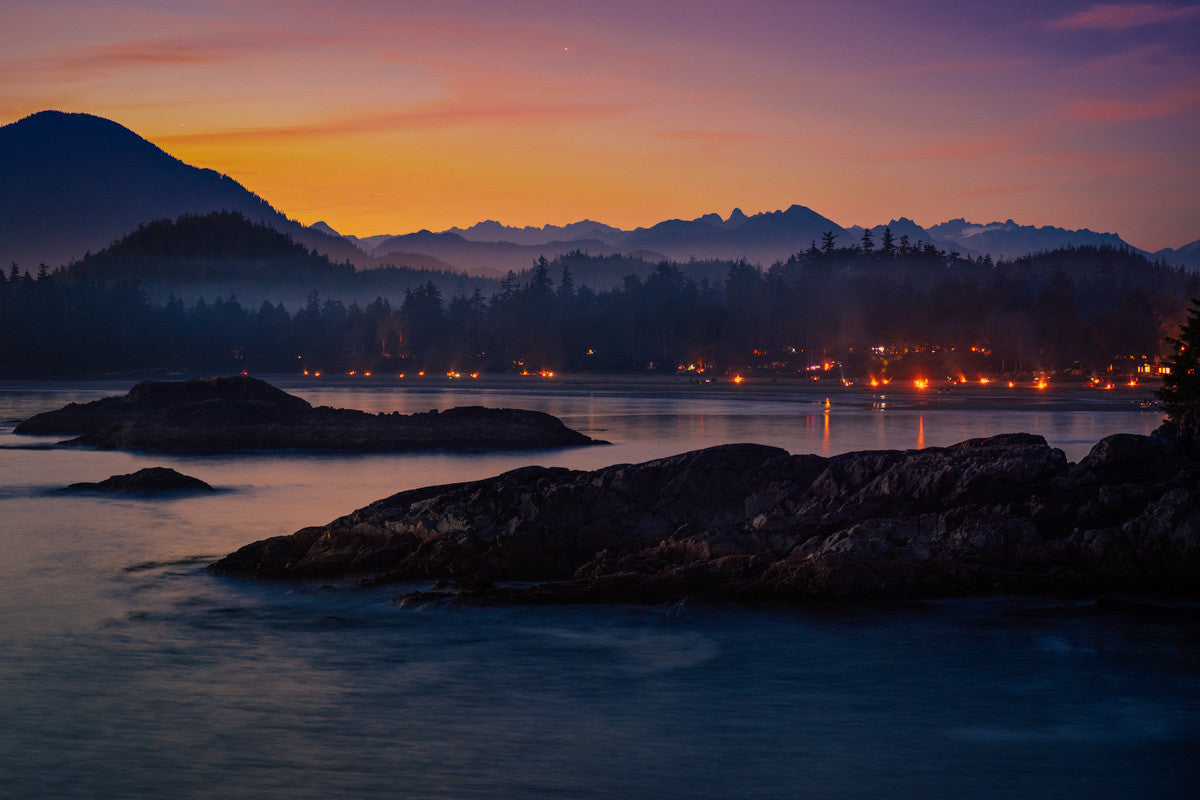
[[1067, 82, 1200, 120], [26, 31, 346, 81], [158, 100, 633, 145], [1046, 3, 1200, 30]]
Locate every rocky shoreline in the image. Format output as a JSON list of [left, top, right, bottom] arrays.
[[210, 414, 1200, 604], [14, 375, 603, 454]]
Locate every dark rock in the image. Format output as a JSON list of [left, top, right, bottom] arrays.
[[14, 375, 603, 454], [1152, 409, 1200, 455], [210, 431, 1200, 603], [66, 467, 214, 494]]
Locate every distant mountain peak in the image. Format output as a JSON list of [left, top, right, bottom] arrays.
[[927, 217, 1136, 260], [310, 220, 340, 237]]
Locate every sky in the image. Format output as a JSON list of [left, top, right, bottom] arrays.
[[3, 0, 1199, 251]]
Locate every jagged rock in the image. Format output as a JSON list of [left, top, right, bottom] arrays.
[[210, 431, 1200, 603], [66, 466, 214, 494], [15, 375, 603, 454]]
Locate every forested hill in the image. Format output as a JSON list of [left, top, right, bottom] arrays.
[[55, 211, 492, 307], [64, 212, 354, 284]]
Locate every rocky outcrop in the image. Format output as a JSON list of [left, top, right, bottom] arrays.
[[15, 376, 602, 454], [210, 418, 1200, 603], [66, 466, 214, 494]]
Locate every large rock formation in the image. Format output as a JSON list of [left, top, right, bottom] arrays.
[[14, 376, 602, 454], [66, 467, 214, 494], [210, 420, 1200, 603]]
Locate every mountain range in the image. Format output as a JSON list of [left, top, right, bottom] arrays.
[[3, 110, 1197, 275]]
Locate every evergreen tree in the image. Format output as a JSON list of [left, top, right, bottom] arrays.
[[1157, 299, 1200, 419]]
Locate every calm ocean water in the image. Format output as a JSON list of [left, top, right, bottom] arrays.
[[1, 376, 1195, 799]]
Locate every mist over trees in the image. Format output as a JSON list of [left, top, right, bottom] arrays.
[[1, 220, 1194, 378]]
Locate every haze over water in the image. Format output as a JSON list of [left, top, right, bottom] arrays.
[[1, 377, 1195, 799]]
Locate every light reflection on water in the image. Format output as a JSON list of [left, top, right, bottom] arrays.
[[0, 377, 1193, 799]]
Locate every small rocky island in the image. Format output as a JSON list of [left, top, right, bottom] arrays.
[[15, 375, 602, 454], [66, 467, 214, 494], [210, 414, 1200, 604]]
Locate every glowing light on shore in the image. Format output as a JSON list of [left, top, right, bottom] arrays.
[[913, 378, 929, 390], [733, 375, 744, 384], [1035, 379, 1048, 390]]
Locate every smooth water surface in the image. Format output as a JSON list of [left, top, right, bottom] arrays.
[[1, 377, 1194, 799]]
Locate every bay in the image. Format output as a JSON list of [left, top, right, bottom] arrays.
[[0, 375, 1194, 799]]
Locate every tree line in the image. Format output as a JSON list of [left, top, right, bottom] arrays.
[[1, 237, 1194, 378]]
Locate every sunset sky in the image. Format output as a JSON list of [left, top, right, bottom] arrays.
[[4, 1, 1199, 251]]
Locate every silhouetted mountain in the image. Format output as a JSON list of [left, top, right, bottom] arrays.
[[309, 221, 341, 237], [446, 219, 628, 247], [59, 210, 494, 308], [374, 230, 627, 277], [928, 218, 1137, 261], [1152, 237, 1200, 270], [64, 211, 353, 285], [0, 110, 369, 270], [838, 217, 966, 253], [621, 204, 845, 263], [352, 206, 845, 271]]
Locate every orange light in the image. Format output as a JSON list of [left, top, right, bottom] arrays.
[[1127, 379, 1138, 387], [869, 378, 880, 388], [302, 370, 309, 376], [397, 373, 405, 378], [978, 377, 989, 385], [470, 372, 480, 379], [1035, 379, 1048, 390], [733, 374, 744, 384], [314, 371, 322, 377], [417, 371, 425, 376], [914, 378, 929, 390], [364, 371, 372, 377]]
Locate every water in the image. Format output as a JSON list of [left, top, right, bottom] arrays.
[[1, 376, 1196, 799]]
